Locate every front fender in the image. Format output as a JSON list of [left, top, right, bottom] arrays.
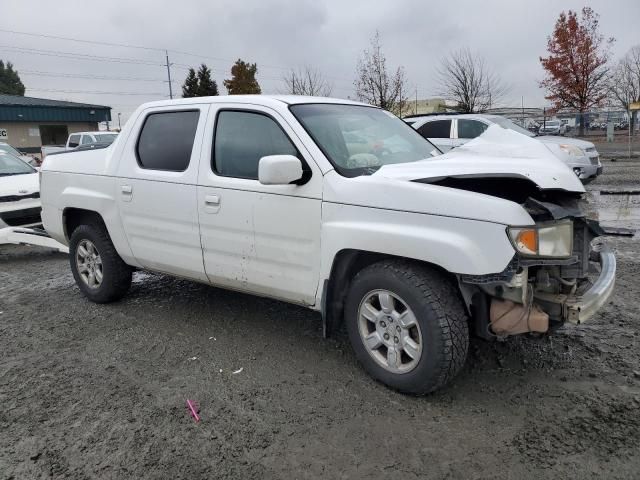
[[317, 202, 518, 305]]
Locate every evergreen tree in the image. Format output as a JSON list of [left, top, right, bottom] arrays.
[[196, 64, 218, 96], [0, 60, 26, 96], [181, 68, 199, 98], [224, 59, 261, 95]]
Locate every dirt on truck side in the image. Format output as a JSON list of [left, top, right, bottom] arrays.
[[1, 156, 640, 479]]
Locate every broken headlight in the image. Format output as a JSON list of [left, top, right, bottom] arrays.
[[507, 220, 573, 258]]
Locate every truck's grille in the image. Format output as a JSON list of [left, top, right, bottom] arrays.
[[0, 207, 42, 227]]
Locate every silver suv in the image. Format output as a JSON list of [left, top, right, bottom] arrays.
[[406, 114, 602, 182]]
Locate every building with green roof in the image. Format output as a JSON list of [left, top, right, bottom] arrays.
[[0, 94, 111, 153]]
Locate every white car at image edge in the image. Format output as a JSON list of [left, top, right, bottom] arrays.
[[0, 152, 41, 229]]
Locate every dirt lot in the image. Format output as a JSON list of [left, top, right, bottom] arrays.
[[1, 158, 640, 479]]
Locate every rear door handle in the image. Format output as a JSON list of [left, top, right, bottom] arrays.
[[205, 194, 220, 206]]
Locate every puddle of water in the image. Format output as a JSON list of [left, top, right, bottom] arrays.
[[595, 192, 640, 234]]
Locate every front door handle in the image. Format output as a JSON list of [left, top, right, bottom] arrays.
[[205, 194, 220, 206], [121, 184, 133, 202]]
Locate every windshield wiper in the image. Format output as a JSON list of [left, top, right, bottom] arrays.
[[0, 172, 28, 177]]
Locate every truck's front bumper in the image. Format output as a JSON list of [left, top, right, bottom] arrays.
[[565, 247, 616, 324]]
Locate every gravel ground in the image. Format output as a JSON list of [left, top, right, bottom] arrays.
[[1, 158, 639, 479]]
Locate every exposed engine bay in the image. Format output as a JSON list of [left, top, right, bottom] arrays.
[[430, 176, 609, 339]]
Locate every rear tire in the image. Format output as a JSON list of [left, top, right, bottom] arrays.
[[345, 260, 469, 395], [69, 223, 132, 303]]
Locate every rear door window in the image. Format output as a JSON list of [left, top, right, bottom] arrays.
[[136, 110, 200, 171], [417, 120, 452, 139]]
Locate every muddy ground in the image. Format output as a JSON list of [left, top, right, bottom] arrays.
[[1, 157, 639, 479]]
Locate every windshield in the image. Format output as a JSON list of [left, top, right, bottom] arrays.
[[490, 117, 535, 137], [290, 104, 438, 177], [0, 143, 24, 157], [543, 121, 560, 127], [0, 152, 35, 176], [94, 133, 118, 144]]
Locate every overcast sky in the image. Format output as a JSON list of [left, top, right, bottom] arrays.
[[2, 0, 638, 125]]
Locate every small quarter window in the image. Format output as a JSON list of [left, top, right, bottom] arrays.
[[136, 110, 200, 171], [213, 110, 298, 180]]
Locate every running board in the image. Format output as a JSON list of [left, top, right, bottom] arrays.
[[0, 227, 69, 253]]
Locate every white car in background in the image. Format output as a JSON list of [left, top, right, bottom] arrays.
[[538, 119, 567, 135], [0, 142, 38, 167], [0, 151, 41, 229], [406, 114, 602, 182]]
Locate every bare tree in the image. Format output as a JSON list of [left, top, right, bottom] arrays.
[[437, 48, 508, 113], [354, 31, 408, 116], [282, 66, 333, 97], [609, 46, 640, 133]]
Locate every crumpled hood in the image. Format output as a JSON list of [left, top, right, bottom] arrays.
[[375, 125, 585, 193], [0, 172, 39, 197]]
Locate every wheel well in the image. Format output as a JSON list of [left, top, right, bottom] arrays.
[[322, 250, 454, 338], [63, 208, 105, 241]]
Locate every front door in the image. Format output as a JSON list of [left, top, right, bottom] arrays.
[[197, 105, 323, 305], [116, 105, 209, 282]]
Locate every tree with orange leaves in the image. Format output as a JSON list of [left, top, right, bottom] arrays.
[[539, 7, 614, 135]]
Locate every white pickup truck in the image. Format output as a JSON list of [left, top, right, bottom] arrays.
[[41, 131, 118, 158], [40, 96, 616, 394]]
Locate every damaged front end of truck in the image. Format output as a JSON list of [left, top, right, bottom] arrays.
[[454, 186, 615, 339], [377, 125, 616, 339]]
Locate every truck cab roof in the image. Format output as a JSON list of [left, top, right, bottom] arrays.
[[136, 95, 370, 110]]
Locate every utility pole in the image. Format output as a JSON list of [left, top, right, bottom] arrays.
[[165, 50, 173, 100]]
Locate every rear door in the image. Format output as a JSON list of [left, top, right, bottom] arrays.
[[453, 119, 489, 148], [115, 105, 209, 282], [416, 120, 453, 151]]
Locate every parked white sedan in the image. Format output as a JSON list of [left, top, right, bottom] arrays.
[[406, 114, 602, 182], [0, 152, 41, 229]]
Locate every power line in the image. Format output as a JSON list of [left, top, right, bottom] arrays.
[[26, 88, 166, 96], [0, 28, 165, 52], [0, 27, 355, 79], [19, 70, 169, 82], [0, 45, 163, 66]]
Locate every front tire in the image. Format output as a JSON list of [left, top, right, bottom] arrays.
[[69, 223, 132, 303], [345, 260, 469, 395]]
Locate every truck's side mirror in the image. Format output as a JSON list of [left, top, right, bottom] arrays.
[[258, 155, 303, 185]]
